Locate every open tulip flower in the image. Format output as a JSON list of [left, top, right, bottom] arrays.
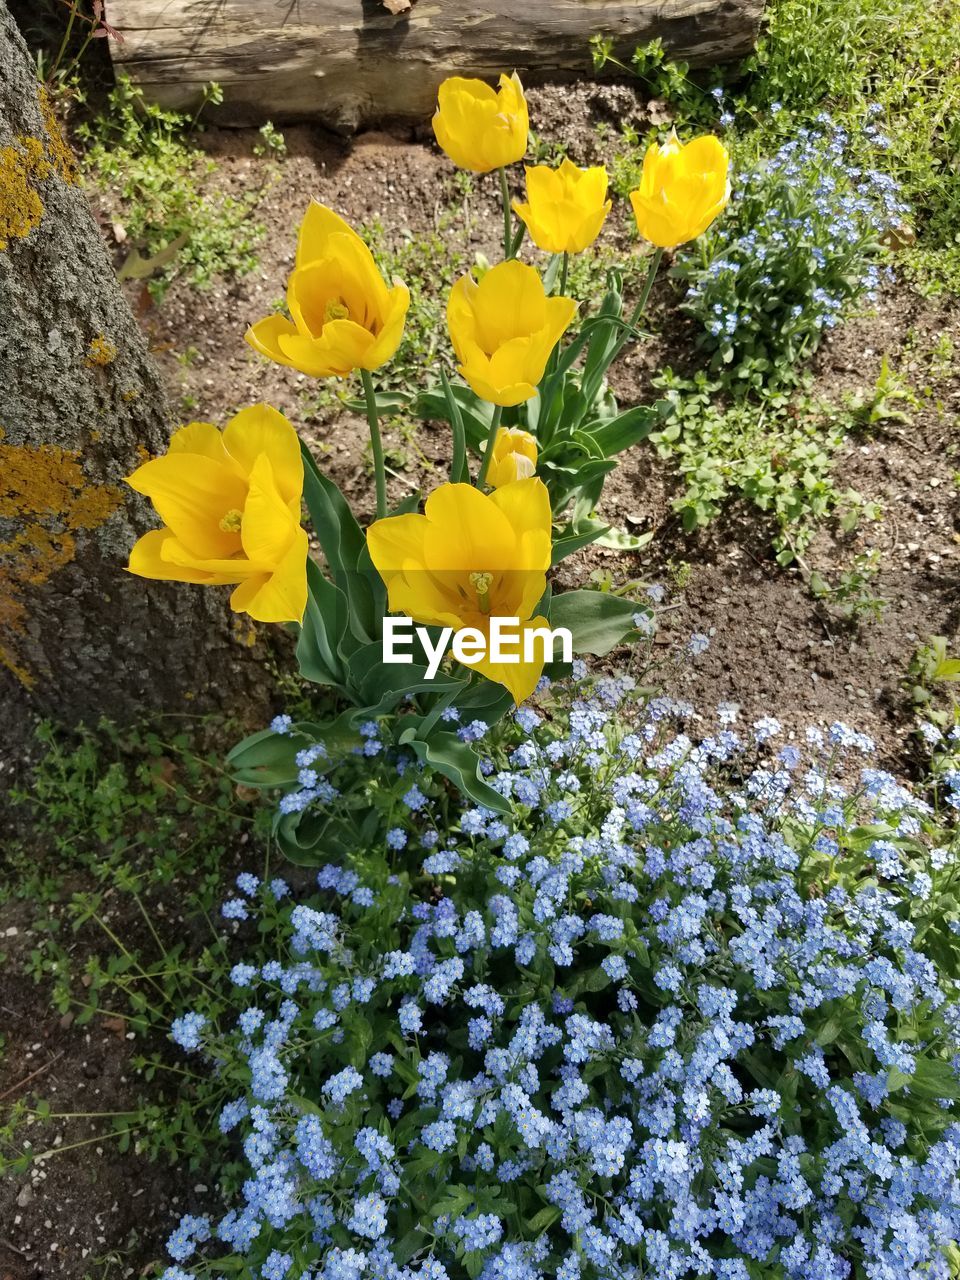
[[512, 158, 612, 255], [366, 479, 552, 702], [125, 404, 308, 624], [447, 260, 576, 407], [629, 130, 730, 249], [245, 202, 410, 378], [432, 72, 528, 174], [488, 427, 538, 488]]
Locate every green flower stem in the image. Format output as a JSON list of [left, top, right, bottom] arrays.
[[361, 368, 388, 520], [52, 4, 79, 79], [499, 167, 513, 260], [544, 252, 571, 382], [609, 247, 664, 364], [476, 405, 504, 489]]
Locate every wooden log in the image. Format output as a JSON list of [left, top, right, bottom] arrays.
[[105, 0, 765, 132]]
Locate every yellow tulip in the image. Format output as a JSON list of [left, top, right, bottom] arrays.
[[447, 260, 576, 407], [512, 158, 612, 254], [488, 427, 538, 488], [629, 131, 730, 249], [366, 479, 552, 703], [432, 73, 528, 174], [125, 404, 308, 624], [245, 203, 409, 378]]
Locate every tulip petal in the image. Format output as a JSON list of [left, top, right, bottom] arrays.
[[365, 283, 410, 370], [574, 202, 612, 255], [222, 404, 303, 506], [433, 82, 499, 173], [489, 477, 551, 618], [366, 513, 458, 625], [159, 538, 265, 582], [473, 260, 546, 349], [488, 478, 552, 568], [289, 237, 389, 338], [126, 453, 248, 560], [542, 295, 579, 348], [296, 202, 362, 269], [127, 529, 213, 584], [245, 314, 300, 368], [240, 454, 300, 566], [229, 527, 309, 623], [464, 615, 548, 704], [277, 323, 376, 379], [386, 574, 467, 631], [438, 76, 498, 109], [458, 362, 537, 408], [487, 335, 541, 394], [447, 275, 480, 359], [422, 483, 515, 572], [168, 421, 229, 463], [366, 512, 429, 581]]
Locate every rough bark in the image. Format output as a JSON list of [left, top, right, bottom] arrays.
[[0, 2, 276, 726], [105, 0, 765, 131]]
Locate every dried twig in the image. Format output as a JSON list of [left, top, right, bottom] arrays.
[[0, 1050, 65, 1102]]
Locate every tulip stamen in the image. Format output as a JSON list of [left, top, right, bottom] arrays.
[[323, 298, 350, 323], [469, 571, 494, 614], [219, 508, 243, 533]]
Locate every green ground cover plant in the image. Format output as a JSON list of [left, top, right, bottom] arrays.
[[0, 718, 266, 1174], [593, 0, 960, 579], [75, 76, 276, 299], [649, 371, 878, 564], [740, 0, 960, 297]]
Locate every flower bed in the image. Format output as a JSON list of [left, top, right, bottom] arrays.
[[161, 672, 960, 1280]]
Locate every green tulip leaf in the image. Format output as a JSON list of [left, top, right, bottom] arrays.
[[549, 589, 639, 657], [405, 730, 511, 814]]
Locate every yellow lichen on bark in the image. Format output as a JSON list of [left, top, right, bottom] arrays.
[[38, 85, 79, 186], [0, 432, 123, 686], [0, 135, 48, 250], [87, 334, 118, 367], [0, 85, 78, 251]]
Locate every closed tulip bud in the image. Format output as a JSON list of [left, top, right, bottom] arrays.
[[245, 203, 409, 378], [447, 260, 576, 407], [367, 479, 552, 702], [488, 427, 538, 488], [126, 405, 308, 624], [432, 73, 528, 174], [512, 159, 611, 254], [629, 131, 730, 249]]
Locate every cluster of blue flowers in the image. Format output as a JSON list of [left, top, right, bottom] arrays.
[[162, 673, 960, 1280], [678, 113, 909, 386]]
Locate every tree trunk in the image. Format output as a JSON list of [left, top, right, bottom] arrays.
[[105, 0, 765, 132], [0, 2, 277, 726]]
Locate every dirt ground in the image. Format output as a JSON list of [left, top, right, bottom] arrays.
[[1, 81, 959, 1278]]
